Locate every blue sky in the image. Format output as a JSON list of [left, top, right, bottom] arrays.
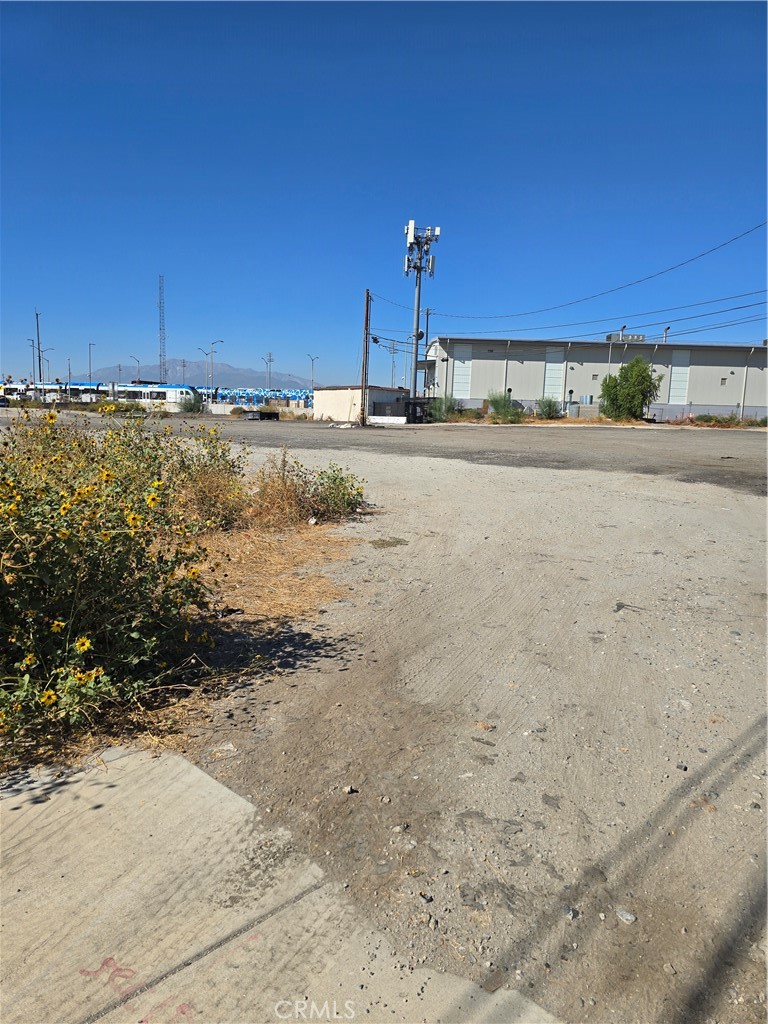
[[1, 1, 766, 386]]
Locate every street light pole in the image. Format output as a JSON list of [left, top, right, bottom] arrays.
[[130, 355, 140, 382], [198, 348, 211, 399], [307, 354, 318, 392], [40, 348, 54, 397], [88, 342, 96, 399], [27, 340, 37, 394], [210, 340, 223, 399]]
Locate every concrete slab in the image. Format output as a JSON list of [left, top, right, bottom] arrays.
[[1, 749, 556, 1024]]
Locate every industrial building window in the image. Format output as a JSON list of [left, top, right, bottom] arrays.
[[592, 374, 599, 380], [720, 378, 727, 386]]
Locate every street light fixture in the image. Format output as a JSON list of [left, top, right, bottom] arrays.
[[307, 354, 318, 391]]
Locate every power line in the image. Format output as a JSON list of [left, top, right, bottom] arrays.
[[414, 290, 766, 336], [374, 299, 766, 347], [556, 313, 766, 344], [371, 221, 767, 319], [435, 221, 768, 319]]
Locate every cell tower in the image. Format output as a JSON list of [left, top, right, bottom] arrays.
[[158, 274, 167, 383]]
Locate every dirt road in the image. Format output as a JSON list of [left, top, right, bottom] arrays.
[[185, 425, 766, 1024]]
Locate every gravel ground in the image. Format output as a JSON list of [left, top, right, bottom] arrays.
[[181, 424, 766, 1024]]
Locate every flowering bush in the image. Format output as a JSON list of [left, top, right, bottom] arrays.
[[0, 411, 247, 740]]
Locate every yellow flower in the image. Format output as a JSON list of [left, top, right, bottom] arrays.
[[100, 404, 116, 414], [145, 493, 160, 508], [99, 531, 112, 543], [59, 503, 72, 516], [44, 412, 57, 424], [40, 690, 57, 705], [101, 469, 115, 482], [58, 528, 71, 539], [50, 620, 66, 633], [187, 566, 200, 579], [21, 653, 36, 668], [74, 636, 92, 653], [125, 511, 142, 528], [150, 479, 164, 489]]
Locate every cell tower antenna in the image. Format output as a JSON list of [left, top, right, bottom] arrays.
[[158, 274, 167, 383]]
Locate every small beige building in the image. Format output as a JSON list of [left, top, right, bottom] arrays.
[[312, 385, 409, 423], [424, 338, 767, 418]]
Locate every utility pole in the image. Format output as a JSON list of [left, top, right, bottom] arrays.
[[29, 339, 36, 393], [385, 341, 397, 387], [262, 351, 274, 389], [117, 363, 122, 384], [360, 289, 371, 425], [181, 358, 186, 384], [423, 307, 431, 393], [404, 220, 440, 398], [35, 309, 42, 384]]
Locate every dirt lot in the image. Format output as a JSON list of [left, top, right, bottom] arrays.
[[183, 423, 766, 1024]]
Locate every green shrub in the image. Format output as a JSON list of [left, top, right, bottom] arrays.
[[0, 411, 248, 741], [427, 396, 462, 422], [693, 412, 765, 428], [488, 391, 526, 423], [599, 357, 663, 420], [536, 396, 563, 419], [251, 449, 365, 527], [180, 393, 203, 413]]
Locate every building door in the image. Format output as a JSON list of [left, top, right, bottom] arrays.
[[452, 344, 473, 399], [668, 349, 690, 404], [543, 346, 565, 399]]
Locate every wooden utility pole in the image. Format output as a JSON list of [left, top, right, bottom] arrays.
[[360, 288, 371, 425]]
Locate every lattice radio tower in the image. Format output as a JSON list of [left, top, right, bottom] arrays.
[[158, 274, 167, 383]]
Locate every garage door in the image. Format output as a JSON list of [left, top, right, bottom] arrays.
[[452, 344, 473, 400]]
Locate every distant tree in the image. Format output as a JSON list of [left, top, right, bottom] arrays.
[[600, 357, 663, 420]]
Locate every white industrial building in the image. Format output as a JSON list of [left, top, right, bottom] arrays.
[[312, 385, 409, 423], [423, 337, 767, 419]]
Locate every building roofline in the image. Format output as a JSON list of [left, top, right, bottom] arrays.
[[314, 385, 409, 392], [433, 336, 765, 351]]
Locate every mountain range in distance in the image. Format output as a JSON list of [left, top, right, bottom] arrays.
[[70, 358, 314, 390]]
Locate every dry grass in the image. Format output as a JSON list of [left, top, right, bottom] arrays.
[[203, 521, 351, 625]]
